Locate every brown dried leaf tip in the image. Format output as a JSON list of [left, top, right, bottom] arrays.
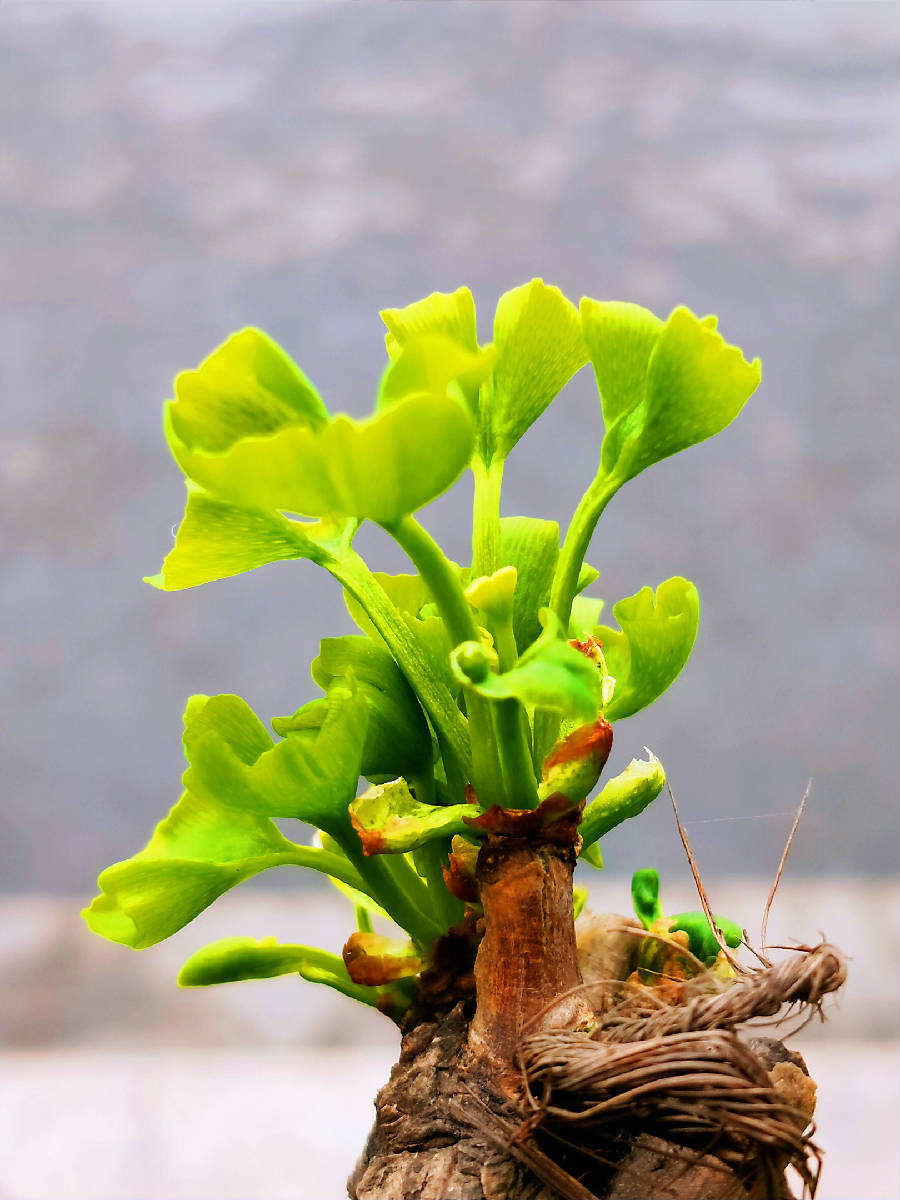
[[568, 633, 604, 662]]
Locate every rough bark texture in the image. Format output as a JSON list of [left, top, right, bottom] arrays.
[[468, 830, 594, 1075], [348, 814, 817, 1200]]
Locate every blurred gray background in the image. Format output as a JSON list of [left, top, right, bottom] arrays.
[[1, 3, 898, 1198]]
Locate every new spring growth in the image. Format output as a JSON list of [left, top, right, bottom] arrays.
[[81, 282, 761, 1025], [630, 867, 743, 968], [538, 718, 614, 806]]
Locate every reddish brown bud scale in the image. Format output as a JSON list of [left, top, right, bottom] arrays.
[[442, 855, 480, 903], [342, 931, 421, 986], [542, 716, 613, 775]]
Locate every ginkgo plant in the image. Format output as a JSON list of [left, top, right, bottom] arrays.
[[83, 281, 760, 1198]]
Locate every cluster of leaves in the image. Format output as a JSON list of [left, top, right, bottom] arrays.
[[83, 281, 759, 1020]]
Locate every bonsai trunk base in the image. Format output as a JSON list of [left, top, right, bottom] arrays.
[[347, 1004, 797, 1200], [349, 809, 841, 1199]]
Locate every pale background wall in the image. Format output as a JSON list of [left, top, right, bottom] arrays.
[[1, 2, 897, 1197]]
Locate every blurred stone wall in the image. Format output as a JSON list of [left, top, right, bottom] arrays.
[[1, 0, 898, 892]]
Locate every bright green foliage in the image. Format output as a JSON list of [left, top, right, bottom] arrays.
[[669, 912, 743, 964], [498, 517, 560, 651], [184, 686, 367, 837], [630, 867, 743, 967], [146, 487, 350, 590], [486, 279, 588, 461], [596, 578, 700, 721], [310, 636, 432, 781], [377, 334, 494, 414], [382, 287, 479, 360], [580, 755, 667, 851], [582, 302, 761, 489], [631, 868, 664, 929], [452, 610, 604, 723], [180, 937, 344, 985], [80, 790, 364, 950], [349, 779, 482, 855], [85, 282, 759, 1013], [167, 327, 328, 452], [166, 392, 475, 523]]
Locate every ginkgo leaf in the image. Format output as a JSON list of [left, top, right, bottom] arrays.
[[596, 578, 700, 721], [273, 635, 432, 780], [496, 517, 598, 653], [167, 327, 327, 454], [349, 779, 483, 855], [344, 576, 461, 699], [145, 487, 353, 591], [81, 790, 366, 950], [452, 610, 603, 723], [166, 392, 475, 524], [184, 685, 368, 838], [487, 279, 588, 460], [569, 594, 605, 639], [581, 301, 760, 486], [497, 516, 559, 653], [178, 936, 411, 1018], [381, 287, 478, 360], [377, 334, 494, 413], [580, 753, 666, 850], [179, 936, 345, 985]]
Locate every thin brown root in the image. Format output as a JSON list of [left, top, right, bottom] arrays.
[[761, 781, 811, 955], [668, 782, 743, 972], [518, 1027, 821, 1196], [596, 942, 846, 1042]]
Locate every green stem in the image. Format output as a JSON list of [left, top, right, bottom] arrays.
[[472, 456, 504, 578], [550, 471, 619, 630], [332, 551, 471, 781], [383, 515, 479, 646], [380, 515, 505, 808], [415, 840, 464, 931], [536, 472, 619, 764], [348, 846, 443, 950], [408, 766, 465, 929], [280, 845, 370, 893], [493, 700, 539, 808]]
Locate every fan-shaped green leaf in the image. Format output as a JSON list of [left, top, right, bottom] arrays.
[[274, 636, 432, 781], [377, 335, 494, 412], [488, 279, 588, 460], [381, 287, 478, 360], [597, 578, 700, 721], [145, 487, 353, 591], [166, 392, 475, 524], [81, 790, 366, 950], [581, 302, 760, 485], [168, 327, 327, 454], [185, 685, 368, 838]]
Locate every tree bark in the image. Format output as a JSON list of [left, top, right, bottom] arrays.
[[348, 810, 803, 1200]]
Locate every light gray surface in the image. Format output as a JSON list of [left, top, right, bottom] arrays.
[[0, 1, 897, 891]]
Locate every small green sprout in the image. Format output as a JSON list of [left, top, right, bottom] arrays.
[[84, 281, 759, 1024], [630, 867, 743, 968]]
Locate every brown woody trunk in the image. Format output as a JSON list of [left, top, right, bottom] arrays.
[[348, 815, 790, 1200]]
